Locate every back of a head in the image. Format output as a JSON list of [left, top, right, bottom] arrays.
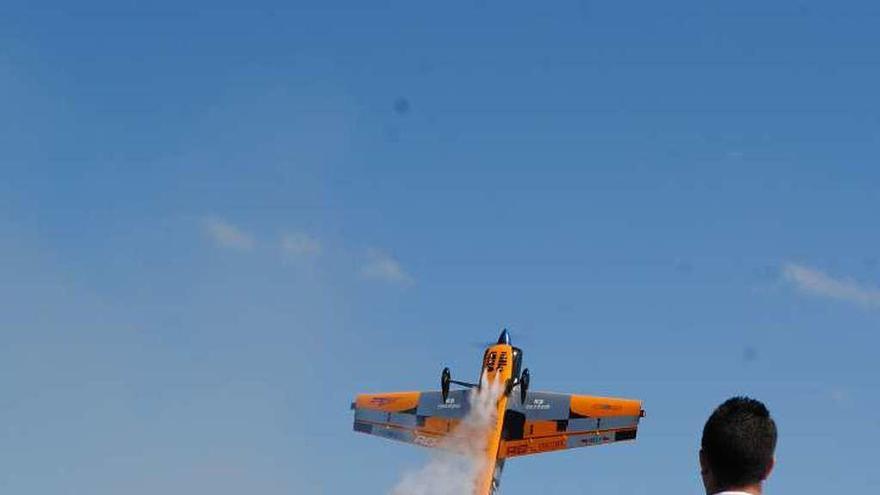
[[701, 396, 777, 489]]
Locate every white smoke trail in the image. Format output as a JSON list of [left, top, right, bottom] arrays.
[[390, 376, 504, 495]]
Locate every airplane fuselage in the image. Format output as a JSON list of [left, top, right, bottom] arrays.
[[476, 342, 511, 494], [473, 338, 523, 494]]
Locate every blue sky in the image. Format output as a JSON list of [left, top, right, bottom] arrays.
[[2, 1, 879, 493]]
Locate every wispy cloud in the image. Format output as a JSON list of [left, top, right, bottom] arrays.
[[361, 249, 414, 285], [782, 262, 880, 308], [203, 217, 254, 251], [281, 232, 322, 258]]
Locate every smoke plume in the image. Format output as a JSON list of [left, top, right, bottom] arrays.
[[390, 376, 504, 495]]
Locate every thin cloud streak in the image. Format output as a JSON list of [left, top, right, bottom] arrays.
[[281, 232, 322, 258], [203, 217, 255, 251], [782, 263, 880, 308], [361, 249, 414, 285]]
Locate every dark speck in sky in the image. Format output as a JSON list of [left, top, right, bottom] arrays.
[[393, 97, 410, 115]]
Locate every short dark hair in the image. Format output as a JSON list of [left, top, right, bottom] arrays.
[[701, 396, 777, 488]]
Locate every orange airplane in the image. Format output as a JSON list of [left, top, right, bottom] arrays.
[[351, 329, 645, 494]]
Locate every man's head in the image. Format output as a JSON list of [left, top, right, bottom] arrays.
[[700, 397, 777, 494]]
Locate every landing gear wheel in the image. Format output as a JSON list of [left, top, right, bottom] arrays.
[[441, 367, 451, 402], [519, 368, 530, 404]]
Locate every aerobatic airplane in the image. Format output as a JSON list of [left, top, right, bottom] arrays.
[[351, 329, 645, 494]]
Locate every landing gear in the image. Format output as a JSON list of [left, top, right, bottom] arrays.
[[441, 367, 477, 402], [519, 368, 530, 404], [503, 368, 531, 403]]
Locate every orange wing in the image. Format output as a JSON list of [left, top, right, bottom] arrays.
[[352, 390, 472, 449], [498, 392, 644, 458]]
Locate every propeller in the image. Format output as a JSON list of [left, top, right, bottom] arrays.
[[466, 328, 534, 349]]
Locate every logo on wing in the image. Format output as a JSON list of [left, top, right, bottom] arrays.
[[369, 397, 398, 407], [438, 397, 461, 409], [525, 398, 551, 410], [594, 403, 622, 411]]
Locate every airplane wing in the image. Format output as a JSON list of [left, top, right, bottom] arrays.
[[351, 390, 473, 450], [498, 392, 643, 459]]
